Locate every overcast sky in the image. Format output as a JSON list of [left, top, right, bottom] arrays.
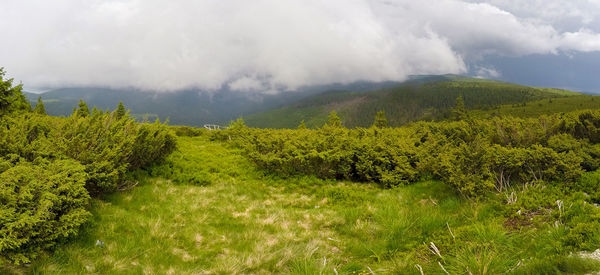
[[1, 0, 599, 93]]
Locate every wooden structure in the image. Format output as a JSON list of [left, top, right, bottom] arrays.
[[203, 124, 227, 130]]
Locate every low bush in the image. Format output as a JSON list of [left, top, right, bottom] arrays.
[[221, 111, 600, 197], [0, 69, 177, 265], [573, 170, 600, 203], [0, 160, 91, 265]]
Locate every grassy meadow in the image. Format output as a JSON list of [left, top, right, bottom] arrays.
[[5, 135, 598, 274], [473, 95, 600, 119]]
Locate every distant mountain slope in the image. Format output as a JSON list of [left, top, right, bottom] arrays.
[[23, 81, 400, 126], [244, 75, 581, 128], [25, 75, 586, 128], [472, 94, 600, 119]]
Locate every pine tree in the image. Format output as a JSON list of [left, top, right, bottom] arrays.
[[33, 96, 46, 115], [115, 101, 126, 119], [76, 99, 90, 117], [0, 67, 29, 115], [452, 95, 467, 121], [298, 120, 307, 129], [91, 106, 100, 116], [229, 117, 246, 129], [326, 111, 342, 128], [373, 110, 388, 128]]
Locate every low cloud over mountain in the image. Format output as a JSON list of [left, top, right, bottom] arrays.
[[1, 0, 599, 92]]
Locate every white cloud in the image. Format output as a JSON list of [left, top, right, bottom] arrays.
[[0, 0, 599, 92], [474, 66, 501, 79], [228, 77, 265, 92], [464, 0, 600, 30], [560, 29, 600, 52]]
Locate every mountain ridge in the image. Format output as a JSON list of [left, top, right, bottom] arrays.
[[24, 75, 585, 128], [244, 75, 582, 128], [24, 81, 402, 126]]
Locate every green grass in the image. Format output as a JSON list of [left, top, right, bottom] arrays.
[[7, 136, 599, 274], [473, 95, 600, 118], [244, 106, 328, 129], [533, 87, 580, 96]]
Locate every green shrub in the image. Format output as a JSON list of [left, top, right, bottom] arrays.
[[0, 69, 178, 266], [557, 110, 600, 143], [0, 160, 91, 266], [565, 222, 600, 251], [128, 120, 177, 171], [436, 138, 495, 197], [58, 111, 137, 195], [222, 111, 599, 198], [57, 111, 176, 195], [170, 125, 207, 137], [505, 183, 564, 215], [573, 170, 600, 203], [0, 114, 60, 162]]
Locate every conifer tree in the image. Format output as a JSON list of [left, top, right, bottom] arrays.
[[0, 67, 29, 115], [326, 111, 342, 128], [452, 95, 467, 121], [230, 117, 246, 129], [33, 96, 46, 115], [298, 120, 307, 129], [373, 110, 388, 128], [115, 101, 126, 119], [76, 99, 90, 117], [91, 106, 101, 116]]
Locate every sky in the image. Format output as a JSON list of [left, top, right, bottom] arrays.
[[1, 0, 599, 93]]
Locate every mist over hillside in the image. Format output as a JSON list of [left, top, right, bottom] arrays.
[[244, 75, 583, 128], [26, 75, 589, 128], [24, 81, 400, 126]]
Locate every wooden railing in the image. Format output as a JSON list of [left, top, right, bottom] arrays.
[[203, 124, 228, 130]]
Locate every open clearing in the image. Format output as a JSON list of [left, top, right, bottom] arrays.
[[16, 136, 600, 274]]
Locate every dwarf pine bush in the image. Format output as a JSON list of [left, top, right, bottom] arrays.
[[0, 68, 177, 265], [0, 160, 91, 265], [221, 109, 600, 197]]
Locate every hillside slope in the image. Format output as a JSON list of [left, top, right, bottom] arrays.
[[472, 94, 600, 119], [24, 81, 400, 126], [245, 75, 581, 128]]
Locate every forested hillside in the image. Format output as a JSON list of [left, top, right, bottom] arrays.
[[24, 81, 399, 126], [245, 76, 580, 128], [28, 75, 586, 129], [473, 94, 600, 119]]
